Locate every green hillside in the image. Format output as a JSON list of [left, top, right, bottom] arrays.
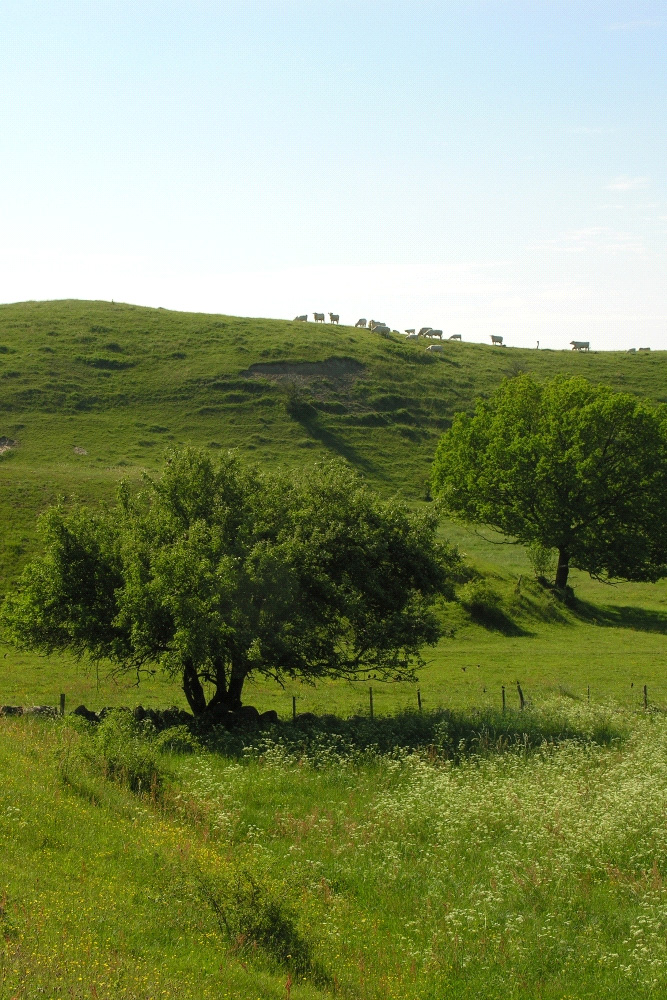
[[3, 302, 667, 998], [1, 299, 666, 715], [1, 298, 665, 586]]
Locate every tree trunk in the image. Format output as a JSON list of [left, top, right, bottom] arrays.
[[205, 659, 246, 712], [225, 668, 245, 711], [555, 547, 570, 589], [182, 658, 207, 715]]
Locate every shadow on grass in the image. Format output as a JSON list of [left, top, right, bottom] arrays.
[[295, 412, 384, 479], [198, 705, 626, 762], [573, 600, 667, 635], [466, 605, 533, 637]]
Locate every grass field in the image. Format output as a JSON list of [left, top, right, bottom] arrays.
[[2, 300, 667, 998], [2, 706, 667, 999]]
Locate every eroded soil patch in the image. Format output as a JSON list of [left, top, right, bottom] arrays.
[[240, 357, 366, 391], [0, 437, 17, 454]]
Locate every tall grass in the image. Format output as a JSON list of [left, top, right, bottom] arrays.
[[2, 700, 660, 997]]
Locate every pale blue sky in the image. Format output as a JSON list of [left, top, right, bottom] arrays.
[[1, 1, 665, 349]]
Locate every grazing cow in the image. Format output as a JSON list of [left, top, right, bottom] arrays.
[[368, 320, 386, 331], [491, 335, 504, 346], [426, 344, 443, 352], [313, 312, 325, 323], [293, 315, 308, 322], [406, 334, 419, 340], [638, 347, 651, 352], [405, 329, 415, 335], [375, 325, 390, 334], [430, 329, 443, 339], [355, 318, 367, 328], [628, 347, 637, 353], [418, 327, 432, 337], [570, 341, 590, 351], [329, 313, 339, 324], [448, 334, 462, 341]]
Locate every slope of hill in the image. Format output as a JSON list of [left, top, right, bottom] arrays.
[[1, 298, 665, 587]]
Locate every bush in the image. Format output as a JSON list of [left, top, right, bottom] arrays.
[[79, 711, 167, 796], [459, 578, 501, 617], [192, 865, 317, 977], [527, 541, 557, 580]]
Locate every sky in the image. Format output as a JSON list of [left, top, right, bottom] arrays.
[[1, 0, 665, 350]]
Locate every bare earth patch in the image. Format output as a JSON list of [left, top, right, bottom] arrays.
[[240, 357, 365, 391], [73, 446, 88, 455], [0, 437, 17, 454]]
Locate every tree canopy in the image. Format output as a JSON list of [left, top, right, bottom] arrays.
[[2, 449, 457, 715], [431, 374, 667, 589]]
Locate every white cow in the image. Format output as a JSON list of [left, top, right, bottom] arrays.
[[329, 313, 339, 324], [426, 344, 443, 353], [418, 327, 432, 337], [368, 320, 386, 331], [491, 335, 504, 346], [313, 312, 325, 323], [570, 340, 590, 351], [355, 318, 367, 328], [638, 347, 651, 352], [430, 329, 443, 339], [406, 334, 419, 340], [448, 334, 462, 341], [405, 328, 415, 335], [293, 314, 308, 322]]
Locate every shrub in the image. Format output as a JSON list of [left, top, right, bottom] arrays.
[[527, 541, 557, 580], [79, 711, 167, 796], [459, 578, 501, 617], [192, 865, 317, 977]]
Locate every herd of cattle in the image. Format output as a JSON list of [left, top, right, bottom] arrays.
[[292, 315, 652, 353]]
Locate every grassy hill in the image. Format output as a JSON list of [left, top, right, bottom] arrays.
[[3, 301, 667, 999], [1, 298, 667, 714], [1, 298, 665, 581]]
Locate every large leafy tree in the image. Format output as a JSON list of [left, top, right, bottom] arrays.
[[2, 449, 456, 715], [431, 374, 667, 590]]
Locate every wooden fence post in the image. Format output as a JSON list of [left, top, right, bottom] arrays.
[[517, 681, 525, 711], [502, 685, 506, 713], [417, 689, 422, 712], [59, 693, 65, 717]]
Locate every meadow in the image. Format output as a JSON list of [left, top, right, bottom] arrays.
[[1, 300, 667, 997], [2, 703, 667, 999]]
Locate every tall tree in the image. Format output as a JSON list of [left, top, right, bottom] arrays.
[[2, 449, 457, 714], [431, 374, 667, 589]]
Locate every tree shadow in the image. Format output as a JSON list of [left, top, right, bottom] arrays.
[[465, 605, 533, 637], [294, 411, 384, 479], [197, 704, 625, 760], [573, 600, 667, 635]]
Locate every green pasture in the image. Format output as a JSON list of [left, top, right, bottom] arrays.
[[3, 515, 665, 717], [1, 298, 666, 584], [2, 300, 667, 999], [2, 705, 667, 999], [1, 298, 666, 716]]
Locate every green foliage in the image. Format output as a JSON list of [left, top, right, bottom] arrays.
[[60, 710, 167, 795], [191, 865, 317, 977], [458, 578, 502, 617], [432, 374, 667, 589], [2, 449, 457, 713], [526, 540, 558, 579]]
